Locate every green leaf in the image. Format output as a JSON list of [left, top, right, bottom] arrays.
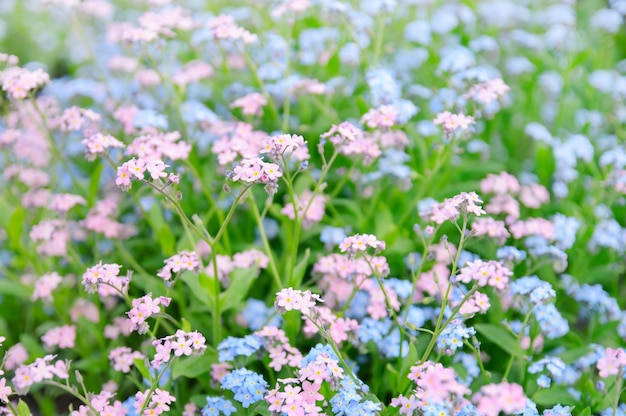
[[474, 323, 522, 356], [579, 407, 591, 416], [181, 317, 192, 332], [133, 358, 151, 382], [559, 346, 593, 364], [17, 400, 32, 416], [88, 161, 104, 206], [220, 267, 258, 312], [8, 207, 25, 249], [147, 204, 175, 255], [0, 279, 30, 299], [172, 354, 215, 379], [288, 248, 310, 288], [532, 386, 575, 406], [181, 271, 215, 310]]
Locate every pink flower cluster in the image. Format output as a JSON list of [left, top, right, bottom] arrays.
[[205, 249, 269, 284], [108, 347, 145, 373], [82, 133, 125, 160], [127, 293, 172, 334], [509, 218, 554, 240], [134, 388, 176, 416], [255, 326, 303, 372], [206, 15, 258, 44], [281, 191, 327, 229], [427, 192, 486, 224], [361, 105, 398, 129], [456, 259, 513, 291], [471, 217, 511, 244], [472, 382, 526, 416], [231, 157, 282, 183], [211, 122, 267, 165], [151, 330, 207, 368], [116, 157, 173, 191], [0, 66, 50, 99], [157, 251, 201, 281], [31, 272, 63, 303], [12, 355, 69, 395], [49, 193, 86, 214], [433, 111, 475, 136], [302, 306, 360, 345], [58, 106, 101, 132], [391, 362, 469, 414], [70, 390, 126, 416], [29, 219, 69, 257], [321, 122, 362, 145], [104, 317, 134, 340], [265, 353, 344, 416], [275, 288, 323, 315], [260, 134, 309, 161], [338, 233, 386, 254], [597, 347, 626, 378], [81, 262, 129, 298], [126, 131, 190, 161], [464, 78, 510, 105], [172, 60, 214, 86], [481, 172, 550, 220], [41, 325, 76, 350], [231, 92, 268, 116], [121, 7, 195, 43], [458, 291, 491, 315], [481, 172, 520, 195], [82, 198, 137, 239]]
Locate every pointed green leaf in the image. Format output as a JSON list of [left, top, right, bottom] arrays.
[[134, 358, 151, 382], [474, 323, 522, 356], [220, 267, 258, 312]]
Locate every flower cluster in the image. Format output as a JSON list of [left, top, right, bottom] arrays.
[[222, 368, 269, 408], [108, 347, 145, 373], [157, 251, 201, 281], [0, 66, 50, 99], [127, 293, 172, 334], [151, 330, 207, 368], [338, 233, 386, 254], [433, 111, 475, 136], [456, 259, 513, 291], [81, 262, 129, 298], [275, 288, 322, 315]]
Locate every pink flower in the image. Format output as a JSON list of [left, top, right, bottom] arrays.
[[145, 158, 168, 180], [0, 377, 12, 403], [275, 288, 322, 315], [433, 111, 475, 136], [231, 92, 267, 116], [473, 382, 526, 416], [597, 348, 626, 378]]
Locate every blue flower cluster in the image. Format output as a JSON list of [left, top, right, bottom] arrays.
[[240, 299, 282, 331], [436, 319, 476, 353], [330, 378, 381, 416], [528, 356, 566, 388], [201, 396, 236, 416], [217, 334, 263, 362], [221, 368, 268, 408], [561, 275, 621, 323]]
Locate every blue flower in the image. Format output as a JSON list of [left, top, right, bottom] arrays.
[[202, 396, 236, 416], [217, 335, 263, 362], [221, 369, 268, 409]]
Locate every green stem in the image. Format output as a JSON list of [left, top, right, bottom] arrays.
[[248, 193, 282, 290], [503, 309, 533, 381]]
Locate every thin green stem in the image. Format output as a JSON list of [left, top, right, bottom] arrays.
[[248, 193, 282, 290], [503, 309, 533, 381]]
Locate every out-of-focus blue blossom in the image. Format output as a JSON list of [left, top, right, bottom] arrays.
[[366, 67, 401, 106], [404, 252, 422, 272], [539, 71, 564, 98], [358, 317, 391, 343], [122, 397, 139, 416], [600, 146, 626, 169], [299, 28, 339, 66], [469, 35, 499, 53], [525, 236, 569, 272], [561, 274, 622, 323], [321, 226, 347, 248], [438, 46, 475, 74], [429, 87, 459, 113], [496, 246, 527, 263], [430, 7, 459, 34], [378, 327, 409, 358], [384, 278, 413, 300], [404, 20, 431, 45], [589, 219, 626, 253], [601, 404, 626, 416], [201, 396, 236, 416], [221, 369, 268, 408], [575, 344, 605, 369], [534, 303, 569, 339], [537, 374, 551, 388], [345, 291, 370, 320], [339, 42, 361, 65], [217, 334, 263, 362], [544, 404, 572, 416], [552, 214, 580, 250], [181, 100, 217, 124], [517, 398, 540, 416], [510, 276, 555, 304], [133, 109, 168, 130], [505, 56, 535, 76], [405, 306, 427, 330], [240, 299, 282, 331], [454, 352, 480, 385], [417, 197, 438, 216], [457, 250, 480, 268], [528, 356, 566, 387], [417, 120, 438, 136], [525, 122, 554, 145], [360, 0, 396, 15], [476, 2, 531, 28]]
